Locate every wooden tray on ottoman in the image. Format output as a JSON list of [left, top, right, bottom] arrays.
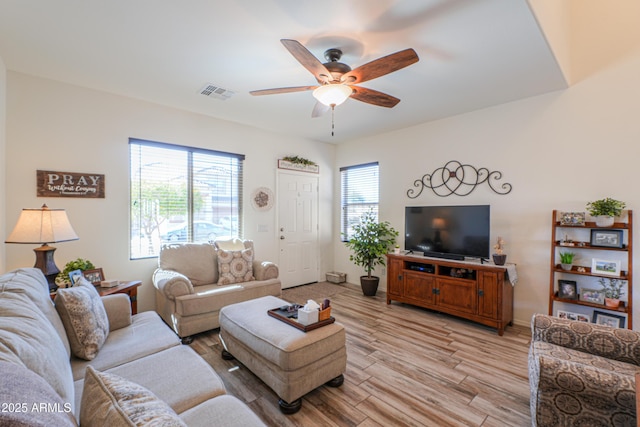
[[268, 306, 335, 332]]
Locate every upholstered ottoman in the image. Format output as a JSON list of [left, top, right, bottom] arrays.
[[219, 295, 346, 413]]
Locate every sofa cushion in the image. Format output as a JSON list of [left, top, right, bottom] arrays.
[[0, 361, 77, 427], [0, 286, 75, 414], [70, 311, 180, 381], [217, 248, 255, 285], [179, 395, 266, 427], [0, 268, 71, 357], [80, 366, 186, 427], [159, 243, 217, 286], [56, 278, 109, 361]]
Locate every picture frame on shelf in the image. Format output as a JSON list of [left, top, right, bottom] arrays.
[[83, 268, 105, 285], [590, 229, 624, 248], [593, 310, 626, 328], [559, 212, 586, 226], [557, 280, 578, 299], [591, 258, 622, 277], [557, 310, 590, 322], [68, 269, 83, 286], [579, 288, 605, 304]]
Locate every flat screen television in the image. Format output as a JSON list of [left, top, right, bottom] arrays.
[[404, 205, 490, 260]]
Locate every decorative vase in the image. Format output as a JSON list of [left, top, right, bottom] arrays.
[[393, 247, 401, 254], [492, 254, 507, 265], [360, 276, 380, 296], [560, 263, 573, 271], [595, 215, 615, 227], [605, 298, 620, 308]]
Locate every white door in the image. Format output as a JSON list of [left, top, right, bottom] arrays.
[[278, 171, 319, 289]]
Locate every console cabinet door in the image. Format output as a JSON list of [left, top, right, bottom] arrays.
[[436, 278, 476, 314], [404, 271, 435, 304], [387, 258, 404, 297], [477, 271, 500, 319]]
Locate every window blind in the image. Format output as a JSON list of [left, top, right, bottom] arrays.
[[340, 162, 379, 241], [129, 139, 244, 259]]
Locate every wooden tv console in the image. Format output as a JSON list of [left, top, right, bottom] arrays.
[[386, 254, 514, 335]]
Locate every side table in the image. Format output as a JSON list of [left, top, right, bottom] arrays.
[[94, 281, 142, 314]]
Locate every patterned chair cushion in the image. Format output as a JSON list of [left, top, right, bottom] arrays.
[[55, 278, 109, 360], [80, 366, 186, 426], [217, 248, 255, 285]]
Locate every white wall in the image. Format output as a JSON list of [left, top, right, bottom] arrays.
[[4, 73, 335, 312], [0, 58, 6, 274], [334, 45, 640, 328]]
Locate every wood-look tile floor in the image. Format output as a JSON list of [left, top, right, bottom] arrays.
[[188, 282, 532, 426]]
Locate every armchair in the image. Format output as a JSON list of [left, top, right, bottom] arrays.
[[153, 240, 281, 341]]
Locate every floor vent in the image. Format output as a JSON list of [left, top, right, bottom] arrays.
[[199, 84, 235, 100]]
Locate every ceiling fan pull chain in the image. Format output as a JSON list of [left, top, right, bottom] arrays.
[[331, 105, 336, 137]]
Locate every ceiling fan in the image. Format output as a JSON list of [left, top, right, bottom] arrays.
[[250, 39, 420, 117]]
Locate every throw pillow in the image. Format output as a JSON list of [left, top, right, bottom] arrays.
[[0, 361, 77, 427], [55, 277, 109, 360], [217, 248, 255, 285], [80, 366, 187, 427]]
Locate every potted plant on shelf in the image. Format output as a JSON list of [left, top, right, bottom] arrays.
[[559, 251, 575, 271], [343, 210, 398, 296], [598, 277, 625, 308], [492, 237, 507, 265], [586, 197, 626, 227]]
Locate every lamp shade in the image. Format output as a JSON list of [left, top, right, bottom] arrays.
[[312, 84, 353, 107], [5, 204, 78, 244]]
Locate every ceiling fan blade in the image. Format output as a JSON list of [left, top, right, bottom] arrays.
[[311, 101, 330, 118], [280, 39, 332, 83], [350, 86, 400, 108], [250, 86, 317, 96], [342, 48, 419, 84]]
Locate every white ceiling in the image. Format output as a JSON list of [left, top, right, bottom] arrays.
[[0, 0, 567, 144]]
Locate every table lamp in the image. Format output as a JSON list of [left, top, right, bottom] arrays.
[[5, 204, 79, 289]]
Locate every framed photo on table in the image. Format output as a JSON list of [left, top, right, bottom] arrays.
[[591, 259, 621, 276], [83, 268, 105, 285], [590, 229, 623, 248], [68, 269, 83, 285], [593, 310, 626, 328]]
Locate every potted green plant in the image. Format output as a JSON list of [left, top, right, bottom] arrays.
[[492, 236, 507, 265], [343, 210, 399, 296], [598, 278, 625, 308], [559, 251, 575, 271], [586, 198, 626, 227], [55, 258, 95, 288]]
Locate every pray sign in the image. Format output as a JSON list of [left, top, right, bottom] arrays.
[[37, 170, 105, 198]]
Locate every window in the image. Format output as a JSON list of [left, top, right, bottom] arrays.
[[340, 162, 379, 241], [129, 139, 244, 259]]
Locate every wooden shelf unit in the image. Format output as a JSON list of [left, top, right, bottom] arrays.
[[548, 210, 633, 328], [386, 254, 514, 335]]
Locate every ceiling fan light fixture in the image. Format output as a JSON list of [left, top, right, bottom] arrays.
[[313, 84, 352, 107]]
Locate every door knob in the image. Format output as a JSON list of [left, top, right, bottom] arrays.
[[280, 236, 285, 240]]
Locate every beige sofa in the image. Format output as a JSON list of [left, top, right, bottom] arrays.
[[0, 268, 265, 426], [153, 240, 281, 341], [528, 313, 637, 427]]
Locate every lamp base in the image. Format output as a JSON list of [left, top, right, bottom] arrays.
[[33, 244, 60, 291]]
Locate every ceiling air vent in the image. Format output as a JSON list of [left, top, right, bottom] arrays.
[[199, 84, 235, 101]]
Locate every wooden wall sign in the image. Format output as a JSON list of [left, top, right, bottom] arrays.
[[37, 170, 105, 198], [277, 159, 319, 174]]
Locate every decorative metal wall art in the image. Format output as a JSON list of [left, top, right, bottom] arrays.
[[406, 160, 512, 198]]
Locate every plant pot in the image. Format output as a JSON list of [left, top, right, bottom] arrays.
[[605, 298, 621, 308], [393, 248, 401, 254], [492, 254, 507, 266], [595, 215, 615, 227], [360, 276, 380, 296], [560, 263, 573, 271]]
